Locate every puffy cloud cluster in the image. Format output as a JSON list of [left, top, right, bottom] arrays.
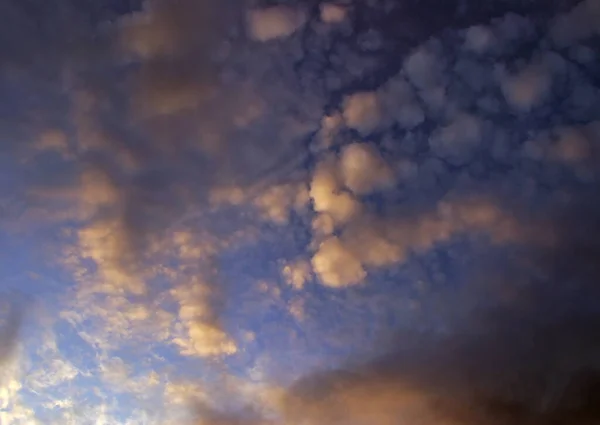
[[1, 0, 600, 422], [281, 260, 313, 290], [549, 0, 600, 47], [310, 197, 525, 287], [171, 279, 237, 357], [247, 7, 307, 42], [184, 191, 600, 425], [319, 4, 348, 24]]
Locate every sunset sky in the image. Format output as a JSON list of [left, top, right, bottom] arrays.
[[1, 0, 600, 424]]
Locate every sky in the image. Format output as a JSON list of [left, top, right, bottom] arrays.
[[0, 0, 600, 424]]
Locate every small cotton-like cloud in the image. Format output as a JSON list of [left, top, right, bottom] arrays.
[[320, 4, 348, 24], [311, 236, 366, 287], [310, 157, 361, 226], [428, 113, 482, 165], [522, 121, 599, 172], [309, 197, 526, 287], [463, 24, 495, 53], [379, 77, 425, 129], [499, 60, 552, 112], [550, 0, 600, 47], [253, 184, 309, 225], [281, 260, 313, 290], [340, 143, 394, 195], [34, 129, 70, 157], [342, 92, 383, 135], [0, 301, 35, 424], [247, 7, 307, 42], [313, 113, 343, 152], [171, 280, 237, 357], [403, 45, 444, 91], [27, 358, 79, 390]]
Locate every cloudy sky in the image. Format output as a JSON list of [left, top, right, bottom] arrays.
[[1, 0, 600, 423]]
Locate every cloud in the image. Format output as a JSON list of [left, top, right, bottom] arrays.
[[310, 157, 361, 226], [0, 301, 38, 424], [428, 113, 482, 165], [171, 279, 237, 357], [253, 184, 309, 225], [499, 60, 552, 112], [342, 92, 383, 135], [404, 44, 444, 91], [34, 129, 70, 157], [339, 143, 394, 195], [309, 196, 527, 287], [0, 300, 23, 368], [319, 4, 348, 24], [313, 113, 343, 152], [311, 236, 366, 287], [191, 191, 600, 425], [463, 24, 496, 53], [60, 290, 174, 352], [281, 260, 312, 290], [523, 121, 599, 167], [76, 217, 146, 295], [2, 0, 600, 421], [379, 77, 425, 129], [549, 0, 600, 47], [26, 357, 79, 390], [247, 7, 307, 42], [289, 193, 600, 425]]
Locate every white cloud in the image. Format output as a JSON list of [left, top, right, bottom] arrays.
[[0, 344, 39, 424], [282, 259, 313, 290], [310, 157, 361, 226], [60, 292, 174, 352], [314, 113, 343, 152], [341, 220, 404, 267], [340, 143, 394, 195], [100, 356, 129, 382], [211, 183, 309, 224], [343, 91, 383, 135], [27, 357, 79, 390], [254, 184, 309, 225], [320, 4, 348, 24], [288, 298, 305, 321], [247, 7, 307, 42], [76, 217, 146, 295], [308, 197, 525, 288], [312, 237, 366, 287], [522, 121, 597, 168], [164, 381, 208, 406], [171, 280, 237, 357]]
